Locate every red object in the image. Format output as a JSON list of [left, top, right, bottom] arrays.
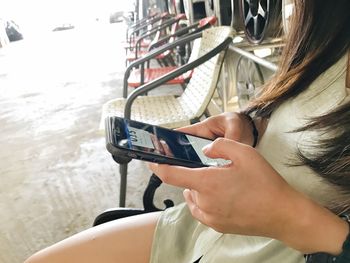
[[199, 16, 217, 27]]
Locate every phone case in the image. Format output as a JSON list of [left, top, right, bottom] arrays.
[[105, 117, 207, 168]]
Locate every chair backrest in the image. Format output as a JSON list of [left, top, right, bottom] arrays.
[[157, 13, 187, 57], [128, 13, 170, 43], [187, 37, 201, 63], [177, 26, 234, 118], [147, 13, 187, 52], [168, 14, 187, 44], [145, 14, 173, 48]]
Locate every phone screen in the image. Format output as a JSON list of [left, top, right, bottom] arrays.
[[115, 118, 231, 167]]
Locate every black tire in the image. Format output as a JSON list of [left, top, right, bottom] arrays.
[[193, 1, 207, 20], [176, 0, 186, 14], [205, 0, 233, 26], [183, 0, 207, 23], [218, 0, 233, 26]]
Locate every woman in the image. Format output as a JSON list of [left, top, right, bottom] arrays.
[[25, 0, 350, 262]]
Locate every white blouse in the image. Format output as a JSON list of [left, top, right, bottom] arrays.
[[150, 54, 349, 263]]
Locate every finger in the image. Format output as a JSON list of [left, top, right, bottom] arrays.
[[202, 138, 247, 162], [176, 123, 216, 139], [160, 140, 174, 157], [183, 189, 205, 222], [148, 163, 207, 190]]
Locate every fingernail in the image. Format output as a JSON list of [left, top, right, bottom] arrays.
[[202, 144, 210, 153]]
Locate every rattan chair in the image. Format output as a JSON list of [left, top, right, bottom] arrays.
[[124, 12, 170, 49], [126, 14, 187, 66], [126, 16, 217, 92], [101, 26, 234, 207]]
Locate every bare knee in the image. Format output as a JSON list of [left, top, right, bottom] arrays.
[[23, 212, 160, 263], [24, 250, 49, 263]]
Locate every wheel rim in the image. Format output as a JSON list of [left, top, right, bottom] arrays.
[[236, 55, 264, 108], [241, 0, 269, 43]]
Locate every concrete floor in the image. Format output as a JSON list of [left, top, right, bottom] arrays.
[[0, 22, 184, 263]]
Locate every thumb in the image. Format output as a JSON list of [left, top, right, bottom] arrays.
[[202, 138, 245, 162]]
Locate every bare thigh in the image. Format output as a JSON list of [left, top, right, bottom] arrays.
[[25, 212, 161, 263]]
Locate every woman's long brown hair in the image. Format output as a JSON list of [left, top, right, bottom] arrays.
[[246, 0, 350, 214]]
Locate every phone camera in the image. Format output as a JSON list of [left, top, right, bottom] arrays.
[[114, 126, 120, 134], [118, 139, 129, 147]]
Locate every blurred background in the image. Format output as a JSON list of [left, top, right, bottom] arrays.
[[0, 1, 185, 262], [0, 0, 134, 37]]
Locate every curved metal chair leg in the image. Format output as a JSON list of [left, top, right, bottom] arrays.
[[92, 173, 174, 227], [143, 173, 174, 211], [93, 208, 147, 226]]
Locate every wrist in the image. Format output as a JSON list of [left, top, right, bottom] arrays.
[[238, 112, 259, 147], [276, 189, 348, 255]]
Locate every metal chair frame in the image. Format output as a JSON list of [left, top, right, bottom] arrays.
[[126, 14, 187, 66]]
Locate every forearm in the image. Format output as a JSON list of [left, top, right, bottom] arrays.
[[276, 188, 348, 255], [237, 112, 348, 254]]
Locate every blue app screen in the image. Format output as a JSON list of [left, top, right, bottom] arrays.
[[123, 119, 230, 167]]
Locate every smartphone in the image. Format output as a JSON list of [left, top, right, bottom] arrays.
[[105, 116, 231, 168]]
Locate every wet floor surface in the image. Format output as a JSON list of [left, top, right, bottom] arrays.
[[0, 23, 183, 263]]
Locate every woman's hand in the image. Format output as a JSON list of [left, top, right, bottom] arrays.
[[150, 138, 294, 237], [177, 112, 258, 146], [149, 138, 349, 254]]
